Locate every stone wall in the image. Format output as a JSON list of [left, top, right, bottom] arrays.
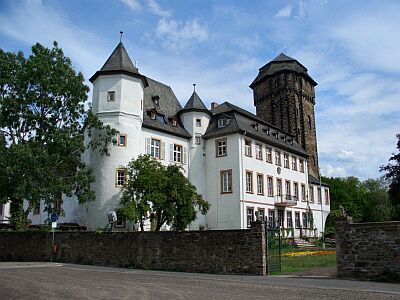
[[335, 217, 400, 282], [0, 221, 266, 275]]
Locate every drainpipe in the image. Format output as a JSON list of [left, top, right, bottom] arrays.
[[319, 167, 325, 250], [240, 131, 247, 228]]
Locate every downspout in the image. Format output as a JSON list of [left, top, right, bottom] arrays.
[[240, 131, 247, 229]]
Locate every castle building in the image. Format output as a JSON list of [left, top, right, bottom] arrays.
[[1, 42, 330, 237]]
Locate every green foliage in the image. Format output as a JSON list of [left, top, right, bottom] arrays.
[[120, 155, 210, 231], [0, 42, 117, 229], [380, 134, 400, 220]]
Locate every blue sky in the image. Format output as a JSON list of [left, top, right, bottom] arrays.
[[1, 0, 399, 180]]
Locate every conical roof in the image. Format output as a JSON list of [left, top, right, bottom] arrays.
[[178, 91, 211, 115], [89, 42, 148, 86], [250, 53, 316, 88]]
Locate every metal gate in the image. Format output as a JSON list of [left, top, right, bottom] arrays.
[[265, 222, 281, 274]]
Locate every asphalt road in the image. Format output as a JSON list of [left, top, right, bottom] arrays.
[[0, 262, 399, 299]]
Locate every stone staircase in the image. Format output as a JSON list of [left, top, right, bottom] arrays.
[[293, 238, 317, 249]]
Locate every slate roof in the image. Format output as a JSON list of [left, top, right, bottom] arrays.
[[179, 91, 211, 116], [142, 78, 191, 138], [250, 53, 317, 88], [203, 102, 308, 157], [308, 174, 329, 187], [89, 42, 148, 86]]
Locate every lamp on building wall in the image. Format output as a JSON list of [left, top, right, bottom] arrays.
[[107, 210, 117, 231]]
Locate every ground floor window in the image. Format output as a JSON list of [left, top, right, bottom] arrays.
[[268, 209, 275, 227], [247, 207, 254, 228], [295, 212, 300, 228], [277, 209, 284, 227], [258, 208, 265, 222], [302, 212, 308, 228], [286, 211, 293, 228]]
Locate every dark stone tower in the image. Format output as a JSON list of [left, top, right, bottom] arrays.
[[250, 53, 319, 178]]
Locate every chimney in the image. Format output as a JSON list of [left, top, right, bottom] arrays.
[[211, 102, 219, 109]]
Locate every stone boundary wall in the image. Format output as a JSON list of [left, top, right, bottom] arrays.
[[0, 221, 266, 275], [335, 217, 400, 282]]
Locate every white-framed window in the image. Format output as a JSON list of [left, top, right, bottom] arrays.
[[216, 138, 227, 157], [309, 186, 314, 203], [277, 210, 284, 227], [195, 136, 201, 145], [255, 143, 262, 160], [299, 159, 305, 172], [267, 176, 274, 196], [196, 118, 202, 127], [292, 156, 297, 170], [150, 139, 161, 159], [118, 134, 127, 147], [115, 210, 126, 228], [245, 140, 252, 157], [116, 169, 127, 187], [287, 211, 293, 228], [246, 171, 253, 193], [302, 212, 308, 228], [275, 150, 281, 166], [318, 187, 322, 204], [295, 212, 301, 228], [285, 180, 291, 196], [325, 188, 330, 205], [266, 147, 272, 163], [173, 144, 183, 163], [258, 208, 265, 222], [221, 169, 232, 193], [107, 91, 115, 102], [268, 210, 275, 226], [301, 184, 306, 202], [284, 153, 289, 168], [247, 207, 254, 228], [277, 178, 282, 196], [257, 173, 264, 195], [293, 182, 299, 200], [218, 118, 228, 128]]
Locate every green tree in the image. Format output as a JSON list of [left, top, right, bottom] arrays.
[[362, 178, 393, 222], [120, 155, 210, 231], [0, 42, 116, 229], [380, 134, 400, 220]]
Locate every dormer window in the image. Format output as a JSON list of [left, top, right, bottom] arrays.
[[107, 91, 115, 102], [264, 127, 270, 135], [253, 123, 259, 131], [151, 111, 156, 120], [172, 119, 177, 126], [156, 114, 165, 124], [196, 119, 202, 127], [152, 95, 160, 106], [218, 118, 228, 128]]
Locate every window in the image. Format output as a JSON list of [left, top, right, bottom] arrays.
[[218, 118, 228, 128], [255, 143, 262, 160], [195, 136, 201, 145], [156, 114, 165, 124], [172, 119, 177, 126], [258, 208, 265, 222], [245, 140, 252, 157], [325, 188, 330, 205], [216, 138, 227, 157], [287, 211, 293, 228], [301, 184, 306, 202], [107, 91, 115, 102], [247, 207, 254, 228], [173, 144, 183, 163], [317, 187, 322, 204], [275, 150, 281, 166], [299, 159, 305, 172], [118, 134, 127, 147], [268, 210, 275, 226], [33, 201, 40, 215], [267, 176, 274, 196], [196, 119, 202, 127], [302, 212, 308, 228], [150, 139, 161, 159], [116, 169, 127, 187], [285, 180, 291, 197], [295, 212, 301, 228], [309, 186, 314, 203], [292, 156, 297, 170], [277, 210, 284, 227], [284, 153, 289, 168], [257, 173, 264, 195], [221, 170, 232, 193], [246, 171, 253, 193], [115, 210, 126, 228], [308, 115, 312, 130], [151, 111, 156, 120], [266, 147, 272, 163], [276, 179, 282, 196], [294, 182, 299, 200]]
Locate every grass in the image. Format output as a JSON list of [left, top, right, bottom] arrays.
[[270, 250, 336, 274]]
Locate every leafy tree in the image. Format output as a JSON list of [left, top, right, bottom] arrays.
[[362, 178, 393, 222], [120, 155, 210, 231], [380, 134, 400, 220], [0, 42, 116, 229]]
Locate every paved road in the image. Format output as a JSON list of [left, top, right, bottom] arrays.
[[0, 262, 399, 299]]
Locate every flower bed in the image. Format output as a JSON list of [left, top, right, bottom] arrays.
[[283, 250, 336, 257]]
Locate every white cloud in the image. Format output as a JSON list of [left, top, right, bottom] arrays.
[[121, 0, 142, 11], [296, 1, 306, 19], [336, 150, 356, 161], [147, 0, 172, 17], [155, 18, 208, 52], [321, 165, 347, 178], [275, 5, 292, 18]]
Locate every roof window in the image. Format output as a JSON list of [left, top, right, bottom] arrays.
[[152, 95, 160, 106], [218, 118, 228, 128]]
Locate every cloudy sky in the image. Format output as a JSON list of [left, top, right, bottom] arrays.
[[1, 0, 399, 180]]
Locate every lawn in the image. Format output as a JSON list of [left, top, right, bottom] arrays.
[[271, 250, 337, 274]]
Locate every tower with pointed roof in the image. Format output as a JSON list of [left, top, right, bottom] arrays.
[[250, 53, 320, 178]]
